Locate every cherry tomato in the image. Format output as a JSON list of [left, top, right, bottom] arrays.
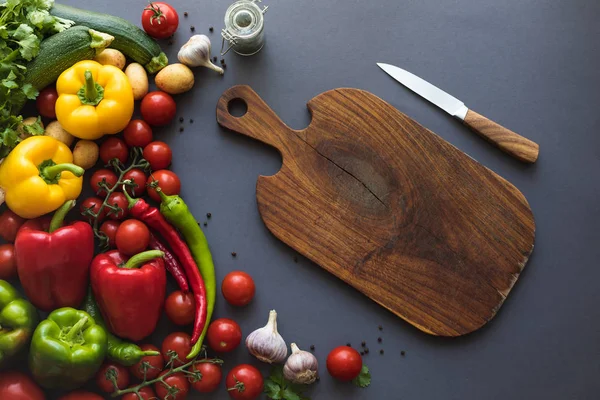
[[0, 244, 17, 280], [0, 209, 25, 242], [106, 192, 129, 220], [90, 168, 118, 196], [221, 271, 256, 307], [19, 216, 51, 233], [123, 168, 147, 197], [36, 86, 58, 119], [130, 344, 164, 380], [59, 392, 104, 400], [147, 170, 181, 202], [122, 386, 156, 400], [155, 371, 189, 400], [142, 2, 179, 39], [143, 141, 172, 171], [81, 196, 107, 223], [161, 332, 192, 367], [115, 220, 150, 256], [225, 364, 263, 400], [100, 137, 129, 165], [189, 360, 222, 393], [123, 119, 153, 148], [326, 346, 363, 381], [206, 318, 242, 353], [0, 371, 44, 400], [141, 92, 176, 126], [165, 290, 195, 326], [96, 362, 130, 393]]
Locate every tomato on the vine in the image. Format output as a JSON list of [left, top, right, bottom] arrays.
[[141, 92, 176, 126], [95, 361, 130, 393], [123, 168, 147, 197], [122, 386, 156, 400], [225, 364, 263, 400], [189, 361, 222, 393], [147, 170, 181, 202], [326, 346, 363, 381], [0, 209, 25, 242], [58, 392, 104, 400], [142, 2, 179, 39], [36, 86, 58, 119], [130, 344, 164, 380], [116, 220, 150, 256], [106, 192, 129, 220], [161, 332, 192, 367], [155, 371, 189, 400], [81, 196, 107, 222], [143, 141, 172, 170], [124, 119, 153, 148], [0, 371, 44, 400], [207, 318, 242, 353], [222, 271, 256, 307], [90, 168, 118, 196], [165, 290, 195, 326], [99, 220, 120, 248], [100, 137, 129, 165], [0, 244, 17, 280]]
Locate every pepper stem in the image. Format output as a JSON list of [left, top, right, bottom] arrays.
[[77, 70, 105, 106], [122, 250, 164, 269], [49, 200, 75, 233], [39, 160, 85, 185], [65, 316, 88, 343], [122, 184, 138, 210]]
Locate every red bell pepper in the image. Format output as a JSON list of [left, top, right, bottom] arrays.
[[90, 249, 166, 341], [14, 201, 94, 312]]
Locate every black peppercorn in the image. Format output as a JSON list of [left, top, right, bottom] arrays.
[[179, 127, 184, 132], [209, 26, 214, 32], [380, 349, 384, 355], [365, 348, 369, 354], [222, 64, 227, 69], [220, 59, 225, 64], [179, 117, 184, 122], [190, 26, 195, 32], [231, 252, 237, 257], [401, 351, 405, 356], [378, 325, 383, 331], [360, 351, 365, 356], [189, 119, 194, 123], [377, 337, 382, 343], [346, 343, 351, 347], [207, 213, 212, 218], [310, 345, 315, 351], [361, 341, 366, 347], [203, 222, 207, 227], [184, 12, 188, 17]]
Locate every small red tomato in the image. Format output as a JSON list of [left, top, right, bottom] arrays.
[[189, 361, 222, 393], [59, 392, 104, 400], [147, 170, 181, 202], [123, 168, 147, 197], [0, 244, 16, 280], [225, 364, 263, 400], [130, 344, 164, 380], [123, 119, 153, 148], [161, 332, 192, 367], [99, 220, 120, 248], [96, 361, 130, 393], [100, 137, 129, 165], [116, 220, 150, 256], [90, 168, 118, 196], [36, 86, 58, 119], [0, 209, 26, 242], [155, 371, 189, 400], [0, 371, 44, 400], [122, 386, 156, 400], [106, 192, 129, 220], [80, 196, 107, 223], [221, 271, 256, 307], [165, 290, 195, 326], [143, 141, 172, 170], [326, 346, 363, 381], [141, 92, 176, 126], [207, 318, 242, 353], [142, 2, 179, 39]]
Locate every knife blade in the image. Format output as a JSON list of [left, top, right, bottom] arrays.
[[377, 63, 539, 163]]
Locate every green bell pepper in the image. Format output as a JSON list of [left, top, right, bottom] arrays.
[[0, 279, 38, 365], [29, 307, 107, 390]]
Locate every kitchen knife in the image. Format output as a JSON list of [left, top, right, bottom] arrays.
[[377, 63, 539, 163]]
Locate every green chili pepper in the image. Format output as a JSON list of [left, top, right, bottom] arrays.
[[82, 287, 159, 366], [158, 189, 216, 359]]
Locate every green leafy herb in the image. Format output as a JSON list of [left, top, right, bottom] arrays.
[[352, 365, 371, 388], [264, 366, 311, 400]]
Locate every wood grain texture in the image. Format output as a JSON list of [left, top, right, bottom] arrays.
[[217, 85, 536, 336], [463, 109, 539, 163]]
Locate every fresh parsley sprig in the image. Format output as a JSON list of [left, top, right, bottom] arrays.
[[264, 366, 311, 400]]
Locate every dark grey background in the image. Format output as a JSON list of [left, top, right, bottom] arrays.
[[23, 0, 600, 398]]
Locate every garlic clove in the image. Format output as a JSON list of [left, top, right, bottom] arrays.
[[178, 34, 224, 74], [245, 309, 287, 364], [283, 343, 319, 385]]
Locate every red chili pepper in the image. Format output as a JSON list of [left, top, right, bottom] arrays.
[[149, 233, 189, 293], [123, 190, 207, 344]]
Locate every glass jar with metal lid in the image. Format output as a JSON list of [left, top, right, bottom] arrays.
[[221, 0, 269, 56]]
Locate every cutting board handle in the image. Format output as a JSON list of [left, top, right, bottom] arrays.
[[217, 85, 297, 154]]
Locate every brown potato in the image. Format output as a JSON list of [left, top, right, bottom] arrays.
[[125, 63, 149, 100], [72, 140, 99, 170], [45, 121, 74, 147], [155, 63, 195, 95], [95, 48, 126, 70]]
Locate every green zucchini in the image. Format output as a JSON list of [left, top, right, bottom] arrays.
[[51, 4, 168, 74]]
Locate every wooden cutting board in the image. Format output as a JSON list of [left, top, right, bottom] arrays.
[[216, 85, 535, 336]]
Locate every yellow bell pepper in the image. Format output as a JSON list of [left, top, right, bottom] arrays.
[[56, 60, 134, 140], [0, 136, 84, 219]]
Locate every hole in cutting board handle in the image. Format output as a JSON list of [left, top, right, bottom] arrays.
[[227, 98, 248, 118]]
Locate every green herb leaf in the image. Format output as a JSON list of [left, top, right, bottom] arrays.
[[282, 388, 302, 400], [352, 365, 371, 388], [270, 366, 285, 386], [264, 367, 311, 400]]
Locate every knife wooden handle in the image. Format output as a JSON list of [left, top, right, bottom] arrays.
[[463, 109, 539, 163]]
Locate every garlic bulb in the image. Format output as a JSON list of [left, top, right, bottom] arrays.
[[177, 35, 224, 74], [246, 310, 287, 363], [283, 343, 319, 384]]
